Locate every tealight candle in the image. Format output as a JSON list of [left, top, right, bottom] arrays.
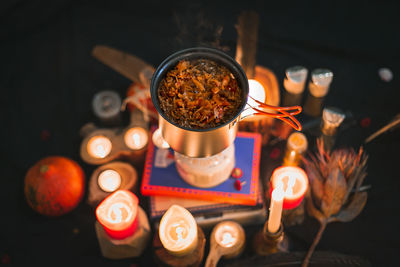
[[159, 205, 198, 257], [98, 169, 122, 193], [152, 128, 170, 149], [205, 221, 245, 266], [124, 127, 148, 150], [214, 221, 242, 248], [267, 187, 284, 234], [240, 79, 266, 119], [96, 190, 139, 240], [270, 166, 308, 210], [282, 132, 308, 166], [87, 135, 112, 158]]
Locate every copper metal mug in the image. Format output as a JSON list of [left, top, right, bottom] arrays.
[[150, 47, 301, 158]]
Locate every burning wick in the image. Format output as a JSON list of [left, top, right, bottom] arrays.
[[98, 169, 121, 193], [124, 127, 148, 150], [87, 135, 112, 158], [271, 166, 309, 209]]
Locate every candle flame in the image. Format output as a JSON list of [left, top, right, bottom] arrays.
[[95, 190, 138, 232], [98, 169, 121, 192], [124, 127, 148, 150], [285, 175, 296, 196], [107, 202, 133, 224], [132, 133, 141, 146], [159, 205, 197, 256], [87, 135, 112, 158], [220, 232, 235, 247]]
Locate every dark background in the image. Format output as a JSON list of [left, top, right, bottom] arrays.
[[1, 0, 399, 266]]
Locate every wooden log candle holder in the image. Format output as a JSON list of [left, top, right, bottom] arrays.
[[88, 161, 138, 207], [80, 125, 149, 166], [95, 206, 151, 259], [153, 226, 206, 267]]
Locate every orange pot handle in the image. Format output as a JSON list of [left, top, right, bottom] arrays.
[[241, 95, 302, 131]]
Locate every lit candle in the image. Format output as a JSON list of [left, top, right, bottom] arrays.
[[241, 79, 266, 119], [214, 221, 242, 248], [96, 190, 139, 240], [152, 128, 170, 149], [270, 166, 309, 209], [159, 205, 198, 257], [124, 127, 148, 150], [87, 135, 112, 158], [98, 169, 121, 193], [282, 132, 308, 166], [267, 187, 284, 233]]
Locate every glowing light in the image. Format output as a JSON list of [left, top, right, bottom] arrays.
[[241, 79, 266, 119], [271, 166, 309, 209], [98, 169, 121, 193], [87, 135, 112, 158], [159, 205, 198, 256], [283, 132, 308, 166], [212, 221, 244, 251], [96, 190, 138, 239], [124, 127, 148, 150], [152, 128, 170, 149]]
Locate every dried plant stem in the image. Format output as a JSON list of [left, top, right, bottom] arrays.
[[302, 220, 328, 267]]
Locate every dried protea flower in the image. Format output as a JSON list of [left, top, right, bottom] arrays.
[[301, 140, 368, 267]]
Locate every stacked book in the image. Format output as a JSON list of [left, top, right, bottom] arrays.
[[141, 132, 266, 228]]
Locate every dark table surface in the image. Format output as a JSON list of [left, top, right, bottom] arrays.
[[1, 0, 399, 266]]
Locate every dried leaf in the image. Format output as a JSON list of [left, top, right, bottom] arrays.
[[305, 191, 325, 223], [321, 168, 347, 217], [306, 166, 324, 207], [329, 192, 368, 223]]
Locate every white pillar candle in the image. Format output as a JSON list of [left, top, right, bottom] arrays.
[[267, 187, 284, 234], [98, 169, 122, 193], [124, 127, 148, 150], [87, 135, 112, 159], [159, 205, 198, 257]]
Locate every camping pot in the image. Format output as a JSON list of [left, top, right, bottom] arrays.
[[150, 47, 301, 158]]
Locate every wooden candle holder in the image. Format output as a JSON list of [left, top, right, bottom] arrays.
[[153, 226, 206, 267], [252, 222, 289, 256], [88, 161, 138, 207], [80, 127, 148, 166], [205, 221, 246, 267], [95, 206, 151, 259]]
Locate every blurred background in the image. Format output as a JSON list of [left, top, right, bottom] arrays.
[[1, 0, 399, 266]]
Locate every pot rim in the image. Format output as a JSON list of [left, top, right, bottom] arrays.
[[150, 47, 249, 132]]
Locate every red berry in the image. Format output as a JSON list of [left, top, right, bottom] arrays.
[[40, 129, 51, 141], [360, 117, 371, 128], [1, 254, 11, 265], [231, 168, 243, 179], [269, 147, 281, 160], [234, 180, 242, 190]]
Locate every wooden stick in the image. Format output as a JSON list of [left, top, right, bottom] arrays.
[[235, 11, 259, 79], [365, 115, 400, 143]]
